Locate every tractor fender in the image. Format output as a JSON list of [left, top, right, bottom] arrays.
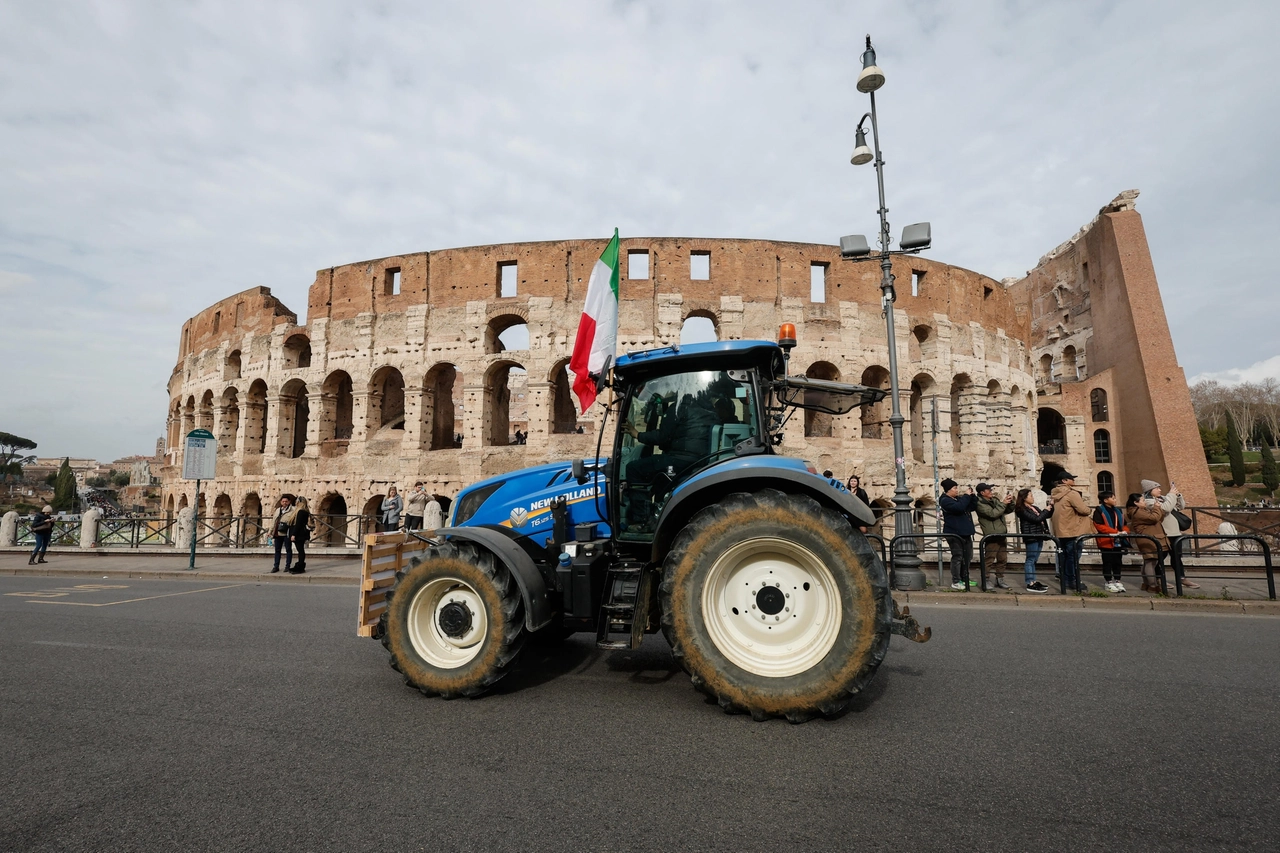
[[433, 526, 555, 632], [650, 465, 878, 561]]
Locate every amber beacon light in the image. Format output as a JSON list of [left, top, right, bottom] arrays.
[[777, 323, 797, 351]]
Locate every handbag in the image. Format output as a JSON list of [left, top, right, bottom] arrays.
[[1172, 509, 1192, 531]]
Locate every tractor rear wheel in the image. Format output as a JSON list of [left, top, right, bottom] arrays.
[[380, 541, 526, 698], [660, 489, 890, 722]]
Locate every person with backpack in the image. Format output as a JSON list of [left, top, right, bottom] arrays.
[[28, 505, 54, 565], [1138, 479, 1200, 589], [1092, 490, 1129, 593]]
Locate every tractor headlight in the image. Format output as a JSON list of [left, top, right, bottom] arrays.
[[452, 482, 503, 526]]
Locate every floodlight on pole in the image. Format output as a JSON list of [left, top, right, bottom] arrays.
[[856, 36, 885, 93], [850, 119, 873, 166]]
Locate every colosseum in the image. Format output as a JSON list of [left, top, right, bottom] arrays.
[[160, 190, 1214, 544]]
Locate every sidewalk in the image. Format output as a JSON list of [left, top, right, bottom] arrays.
[[2, 550, 360, 585]]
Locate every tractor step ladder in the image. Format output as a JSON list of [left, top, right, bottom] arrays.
[[596, 563, 651, 650]]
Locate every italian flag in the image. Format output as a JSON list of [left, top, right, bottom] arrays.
[[570, 229, 620, 413]]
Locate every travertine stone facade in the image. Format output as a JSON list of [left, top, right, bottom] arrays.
[[161, 193, 1212, 535]]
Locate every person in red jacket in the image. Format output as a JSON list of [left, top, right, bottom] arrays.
[[1092, 490, 1129, 593]]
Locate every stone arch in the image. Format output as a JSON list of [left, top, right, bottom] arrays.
[[909, 324, 937, 363], [860, 365, 891, 439], [804, 361, 841, 438], [950, 373, 973, 454], [245, 380, 268, 454], [484, 359, 526, 446], [368, 366, 406, 434], [363, 494, 385, 528], [277, 378, 309, 458], [1039, 353, 1054, 384], [213, 493, 233, 520], [178, 493, 188, 511], [241, 492, 263, 545], [198, 390, 215, 431], [424, 362, 461, 450], [317, 492, 349, 546], [225, 349, 242, 380], [1037, 407, 1066, 454], [550, 358, 579, 434], [1060, 345, 1079, 381], [987, 379, 1002, 396], [168, 399, 182, 450], [283, 333, 311, 369], [486, 314, 529, 354], [182, 396, 195, 437], [909, 373, 937, 463], [218, 387, 240, 455], [320, 370, 354, 444], [680, 310, 718, 344], [164, 493, 175, 521]]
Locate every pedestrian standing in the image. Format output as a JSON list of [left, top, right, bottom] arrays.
[[404, 482, 428, 531], [1092, 490, 1128, 593], [1142, 478, 1200, 589], [1015, 488, 1053, 592], [269, 495, 296, 574], [1127, 487, 1168, 593], [939, 478, 977, 591], [846, 475, 871, 533], [975, 483, 1016, 590], [288, 496, 311, 574], [1049, 471, 1092, 593], [27, 505, 54, 565], [425, 494, 443, 530], [380, 486, 403, 533]]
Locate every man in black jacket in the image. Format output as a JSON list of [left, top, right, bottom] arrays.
[[939, 479, 977, 591]]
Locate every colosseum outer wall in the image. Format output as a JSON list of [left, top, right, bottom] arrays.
[[161, 236, 1040, 530]]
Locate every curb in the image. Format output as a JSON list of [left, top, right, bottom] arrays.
[[901, 590, 1276, 615], [2, 566, 357, 585], [0, 547, 362, 560]]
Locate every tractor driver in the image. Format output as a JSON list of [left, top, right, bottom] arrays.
[[623, 391, 721, 486]]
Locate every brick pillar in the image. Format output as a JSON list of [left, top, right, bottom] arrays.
[[304, 389, 324, 458]]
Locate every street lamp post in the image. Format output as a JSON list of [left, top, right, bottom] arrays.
[[841, 35, 930, 590]]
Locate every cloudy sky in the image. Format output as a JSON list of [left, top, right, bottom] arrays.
[[2, 0, 1276, 461]]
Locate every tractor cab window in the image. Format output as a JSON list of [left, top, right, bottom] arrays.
[[617, 369, 759, 539]]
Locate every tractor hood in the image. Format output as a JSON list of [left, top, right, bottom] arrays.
[[450, 458, 610, 542]]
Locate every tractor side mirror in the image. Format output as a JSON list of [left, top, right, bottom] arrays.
[[571, 459, 589, 485]]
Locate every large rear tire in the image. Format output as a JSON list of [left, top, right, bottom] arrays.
[[380, 541, 526, 698], [660, 489, 890, 722]]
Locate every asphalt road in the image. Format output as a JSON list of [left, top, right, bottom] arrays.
[[1, 576, 1277, 852]]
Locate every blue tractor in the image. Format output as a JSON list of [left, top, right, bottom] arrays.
[[377, 335, 930, 721]]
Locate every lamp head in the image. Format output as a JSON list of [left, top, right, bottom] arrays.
[[840, 235, 871, 259], [850, 126, 873, 165], [857, 37, 884, 93], [777, 323, 797, 352], [899, 222, 932, 252]]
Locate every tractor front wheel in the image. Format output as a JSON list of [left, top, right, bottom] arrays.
[[660, 489, 890, 722], [380, 541, 526, 698]]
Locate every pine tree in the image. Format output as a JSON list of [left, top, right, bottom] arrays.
[[52, 458, 78, 512], [1226, 413, 1247, 488], [1261, 442, 1279, 496]]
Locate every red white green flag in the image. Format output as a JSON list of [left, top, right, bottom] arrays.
[[570, 229, 620, 413]]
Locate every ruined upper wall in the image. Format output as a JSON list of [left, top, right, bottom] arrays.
[[302, 238, 1023, 337], [178, 287, 297, 362]]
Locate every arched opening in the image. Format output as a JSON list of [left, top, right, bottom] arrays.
[[218, 387, 240, 455], [860, 366, 891, 439], [1090, 388, 1109, 422], [197, 390, 215, 431], [362, 495, 385, 534], [804, 361, 840, 437], [320, 370, 354, 448], [424, 363, 461, 450], [317, 492, 349, 546], [245, 380, 268, 454], [178, 494, 188, 511], [1094, 428, 1112, 463], [1039, 353, 1054, 384], [909, 324, 936, 363], [1037, 408, 1067, 454], [680, 312, 718, 344], [1097, 470, 1115, 496], [368, 366, 406, 435], [182, 396, 196, 435], [485, 360, 526, 446], [168, 400, 182, 450], [226, 349, 242, 380], [241, 493, 263, 545], [283, 334, 311, 369], [1061, 345, 1078, 381], [164, 494, 174, 522], [213, 494, 233, 538], [550, 359, 579, 434], [909, 373, 936, 462], [277, 378, 309, 458], [486, 315, 529, 354], [950, 374, 972, 453]]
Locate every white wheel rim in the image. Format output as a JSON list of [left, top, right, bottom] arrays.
[[407, 576, 488, 669], [700, 536, 842, 678]]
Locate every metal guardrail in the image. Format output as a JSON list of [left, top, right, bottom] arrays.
[[862, 532, 889, 569], [15, 517, 82, 547], [987, 532, 1167, 596], [10, 514, 372, 549], [1171, 535, 1275, 600], [889, 532, 969, 589], [1185, 507, 1279, 555]]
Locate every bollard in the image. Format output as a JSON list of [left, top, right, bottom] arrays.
[[79, 508, 101, 549], [0, 511, 17, 547]]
